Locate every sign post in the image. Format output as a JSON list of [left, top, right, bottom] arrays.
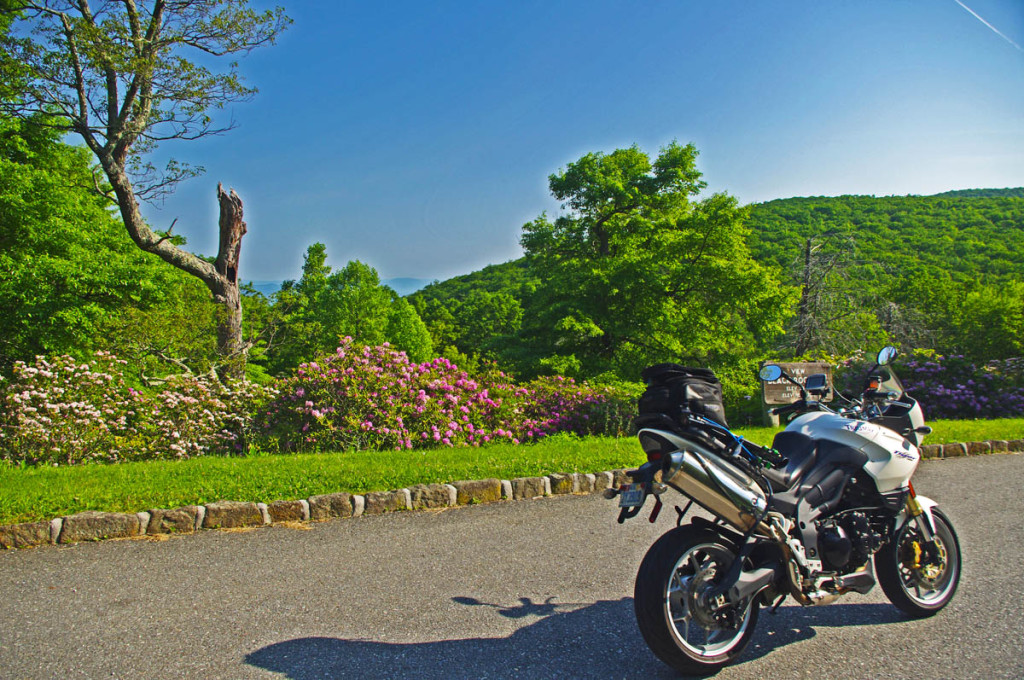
[[761, 361, 833, 426]]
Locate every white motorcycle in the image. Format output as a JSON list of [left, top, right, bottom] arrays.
[[607, 347, 961, 676]]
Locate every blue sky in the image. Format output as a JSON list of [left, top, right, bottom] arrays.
[[139, 1, 1024, 284]]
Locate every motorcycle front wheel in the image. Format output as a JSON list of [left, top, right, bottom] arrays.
[[876, 507, 961, 617], [634, 525, 759, 676]]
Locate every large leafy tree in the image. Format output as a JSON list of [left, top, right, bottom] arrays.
[[520, 142, 794, 378], [0, 0, 289, 378], [0, 113, 186, 369]]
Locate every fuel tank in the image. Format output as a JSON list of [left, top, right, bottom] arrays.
[[640, 428, 768, 531], [785, 412, 919, 493]]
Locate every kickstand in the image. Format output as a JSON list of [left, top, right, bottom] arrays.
[[675, 500, 693, 527]]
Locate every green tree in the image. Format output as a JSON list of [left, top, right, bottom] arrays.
[[956, 283, 1024, 360], [520, 142, 794, 379], [454, 289, 523, 357], [385, 297, 434, 362], [0, 114, 183, 369], [1, 0, 289, 378], [264, 244, 433, 373]]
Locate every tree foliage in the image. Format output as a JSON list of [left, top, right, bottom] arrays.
[[747, 192, 1024, 358], [518, 142, 794, 378], [0, 113, 181, 369]]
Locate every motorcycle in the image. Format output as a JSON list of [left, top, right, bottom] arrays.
[[606, 347, 961, 676]]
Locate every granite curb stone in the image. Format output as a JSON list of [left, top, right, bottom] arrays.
[[0, 521, 51, 549], [363, 489, 410, 515], [452, 479, 502, 505], [147, 506, 201, 534], [267, 500, 306, 523], [966, 441, 991, 455], [308, 492, 354, 521], [511, 476, 546, 500], [943, 442, 967, 458], [547, 473, 575, 495], [202, 501, 263, 529], [59, 511, 142, 543], [408, 484, 455, 509]]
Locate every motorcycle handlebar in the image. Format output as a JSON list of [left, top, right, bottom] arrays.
[[770, 400, 806, 416]]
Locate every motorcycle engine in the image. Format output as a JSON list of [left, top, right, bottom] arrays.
[[817, 512, 884, 573]]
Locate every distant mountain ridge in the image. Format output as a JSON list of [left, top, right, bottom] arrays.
[[931, 187, 1024, 199], [247, 277, 431, 298]]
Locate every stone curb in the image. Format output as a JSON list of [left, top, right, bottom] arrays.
[[2, 440, 1021, 550]]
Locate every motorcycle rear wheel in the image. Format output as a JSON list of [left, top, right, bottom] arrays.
[[634, 525, 759, 676], [876, 507, 961, 617]]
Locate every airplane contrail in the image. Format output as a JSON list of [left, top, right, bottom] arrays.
[[953, 0, 1023, 52]]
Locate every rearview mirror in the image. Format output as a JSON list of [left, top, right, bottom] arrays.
[[759, 365, 783, 382], [877, 346, 898, 366]]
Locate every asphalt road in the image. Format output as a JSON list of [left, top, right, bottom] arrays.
[[1, 453, 1022, 680]]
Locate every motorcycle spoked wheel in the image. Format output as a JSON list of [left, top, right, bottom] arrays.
[[876, 507, 961, 617], [634, 525, 759, 676]]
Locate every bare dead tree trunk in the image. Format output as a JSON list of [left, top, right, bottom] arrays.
[[106, 163, 249, 380], [212, 184, 248, 380]]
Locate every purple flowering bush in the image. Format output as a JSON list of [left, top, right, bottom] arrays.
[[895, 353, 1024, 419], [0, 352, 275, 465], [831, 350, 1024, 419], [254, 338, 634, 453]]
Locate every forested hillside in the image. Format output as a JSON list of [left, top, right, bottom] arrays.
[[747, 193, 1024, 282]]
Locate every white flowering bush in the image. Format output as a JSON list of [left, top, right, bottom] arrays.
[[0, 352, 275, 465]]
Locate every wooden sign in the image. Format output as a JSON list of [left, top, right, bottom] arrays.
[[761, 362, 834, 404]]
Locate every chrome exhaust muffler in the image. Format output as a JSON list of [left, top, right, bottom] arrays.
[[645, 429, 768, 532]]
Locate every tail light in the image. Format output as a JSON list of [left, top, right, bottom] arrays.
[[638, 431, 674, 462]]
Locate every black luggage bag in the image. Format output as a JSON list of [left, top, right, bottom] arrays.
[[637, 363, 728, 428]]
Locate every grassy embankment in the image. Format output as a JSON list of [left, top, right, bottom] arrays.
[[1, 420, 1022, 526]]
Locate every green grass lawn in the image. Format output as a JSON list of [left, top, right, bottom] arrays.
[[1, 420, 1021, 526]]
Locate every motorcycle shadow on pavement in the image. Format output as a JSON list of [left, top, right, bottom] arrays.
[[245, 597, 907, 679]]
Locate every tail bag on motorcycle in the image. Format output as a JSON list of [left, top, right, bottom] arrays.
[[638, 364, 728, 428]]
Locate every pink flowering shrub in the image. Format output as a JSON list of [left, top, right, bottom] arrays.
[[254, 339, 634, 452], [0, 353, 275, 465]]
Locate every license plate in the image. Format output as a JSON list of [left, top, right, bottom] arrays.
[[618, 483, 646, 508]]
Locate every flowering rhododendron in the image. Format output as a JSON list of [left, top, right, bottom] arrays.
[[0, 352, 276, 465], [895, 354, 1024, 419], [1, 342, 636, 464], [255, 338, 634, 453]]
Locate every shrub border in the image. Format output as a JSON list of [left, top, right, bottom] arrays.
[[2, 439, 1022, 550]]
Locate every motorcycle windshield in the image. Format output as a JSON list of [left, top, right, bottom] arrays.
[[878, 367, 905, 399]]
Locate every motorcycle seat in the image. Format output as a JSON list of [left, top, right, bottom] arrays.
[[763, 431, 817, 492]]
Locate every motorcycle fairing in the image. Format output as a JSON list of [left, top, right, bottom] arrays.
[[786, 411, 920, 493]]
